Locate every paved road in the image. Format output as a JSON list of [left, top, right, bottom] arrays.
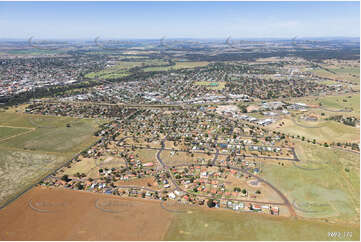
[[211, 134, 219, 165]]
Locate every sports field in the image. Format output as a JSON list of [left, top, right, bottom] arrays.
[[0, 111, 99, 207]]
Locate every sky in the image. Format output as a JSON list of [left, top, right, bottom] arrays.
[[0, 1, 359, 39]]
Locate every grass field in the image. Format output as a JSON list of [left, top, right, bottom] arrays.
[[0, 126, 32, 140], [85, 60, 209, 77], [275, 117, 359, 144], [318, 94, 360, 114], [0, 114, 98, 153], [0, 149, 64, 207], [85, 59, 168, 79], [285, 94, 360, 115], [143, 61, 209, 72], [165, 208, 359, 240], [160, 150, 214, 166], [311, 65, 360, 84], [261, 141, 359, 225], [194, 81, 226, 90], [0, 111, 99, 207]]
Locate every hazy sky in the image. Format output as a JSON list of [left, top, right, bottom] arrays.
[[0, 1, 359, 39]]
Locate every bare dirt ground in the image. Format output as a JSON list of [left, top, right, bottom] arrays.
[[0, 187, 174, 241], [115, 176, 158, 187]]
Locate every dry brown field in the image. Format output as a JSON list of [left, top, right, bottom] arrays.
[[0, 187, 174, 241]]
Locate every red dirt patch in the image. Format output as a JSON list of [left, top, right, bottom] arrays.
[[0, 187, 174, 240]]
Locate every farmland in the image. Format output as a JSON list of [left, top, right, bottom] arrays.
[[0, 111, 99, 207], [0, 187, 174, 241]]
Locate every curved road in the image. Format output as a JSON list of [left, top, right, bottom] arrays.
[[155, 136, 297, 217]]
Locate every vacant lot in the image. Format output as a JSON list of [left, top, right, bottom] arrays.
[[165, 208, 359, 240], [0, 187, 174, 240], [160, 150, 214, 166], [0, 111, 99, 207]]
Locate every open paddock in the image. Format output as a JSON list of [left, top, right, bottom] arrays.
[[0, 111, 99, 207], [0, 187, 174, 240], [261, 141, 360, 225], [165, 207, 359, 240]]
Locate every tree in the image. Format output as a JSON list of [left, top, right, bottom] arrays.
[[256, 190, 261, 194], [76, 183, 84, 190], [207, 199, 216, 208], [241, 189, 247, 194], [61, 174, 70, 182]]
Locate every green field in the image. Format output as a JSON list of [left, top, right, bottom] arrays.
[[0, 126, 31, 140], [287, 94, 360, 115], [311, 66, 360, 84], [85, 59, 168, 79], [165, 208, 359, 240], [143, 61, 209, 72], [1, 49, 64, 56], [0, 111, 99, 207], [277, 116, 359, 144], [85, 60, 209, 77], [262, 141, 359, 224], [318, 94, 360, 114]]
